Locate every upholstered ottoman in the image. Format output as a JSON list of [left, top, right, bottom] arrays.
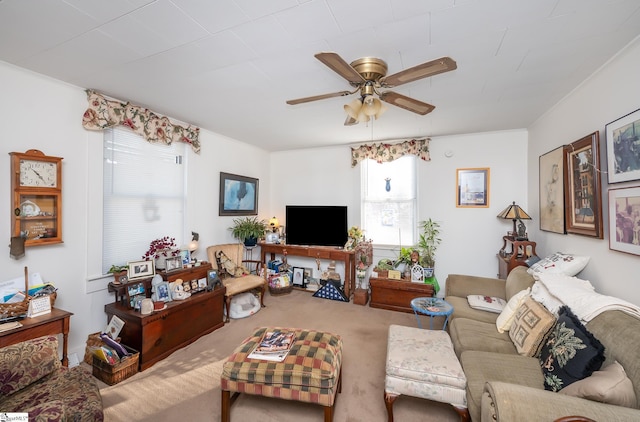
[[384, 324, 469, 421], [221, 327, 343, 422]]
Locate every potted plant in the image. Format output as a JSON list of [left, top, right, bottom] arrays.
[[229, 216, 267, 247], [417, 218, 442, 277], [142, 236, 180, 270], [107, 264, 128, 284]]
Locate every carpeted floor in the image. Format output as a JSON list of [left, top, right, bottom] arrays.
[[98, 289, 460, 422]]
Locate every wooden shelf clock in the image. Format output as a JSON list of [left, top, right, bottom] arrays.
[[10, 149, 63, 246]]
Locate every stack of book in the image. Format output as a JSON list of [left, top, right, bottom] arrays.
[[248, 329, 296, 362]]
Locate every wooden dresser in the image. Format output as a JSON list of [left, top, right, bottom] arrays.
[[105, 263, 225, 371], [369, 277, 434, 313]]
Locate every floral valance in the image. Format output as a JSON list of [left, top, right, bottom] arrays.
[[350, 138, 431, 167], [82, 89, 201, 153]]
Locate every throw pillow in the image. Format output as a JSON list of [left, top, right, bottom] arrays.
[[527, 252, 589, 277], [509, 296, 556, 357], [496, 288, 530, 333], [539, 306, 605, 392], [560, 361, 637, 408], [467, 295, 507, 313]]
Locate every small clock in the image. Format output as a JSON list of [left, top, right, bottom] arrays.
[[10, 149, 63, 246]]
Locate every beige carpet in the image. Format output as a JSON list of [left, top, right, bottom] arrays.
[[99, 289, 460, 422]]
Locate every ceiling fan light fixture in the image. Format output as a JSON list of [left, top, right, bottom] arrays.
[[362, 95, 382, 117], [344, 98, 363, 120]]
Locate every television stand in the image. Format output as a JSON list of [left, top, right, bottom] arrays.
[[259, 243, 356, 300]]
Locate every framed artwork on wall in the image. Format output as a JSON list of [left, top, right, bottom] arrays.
[[219, 172, 259, 216], [609, 186, 640, 256], [605, 108, 640, 184], [539, 146, 565, 234], [563, 132, 603, 238], [455, 168, 490, 208]]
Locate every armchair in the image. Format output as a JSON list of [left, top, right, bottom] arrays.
[[207, 243, 267, 322]]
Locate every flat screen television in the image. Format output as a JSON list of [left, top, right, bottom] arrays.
[[285, 205, 348, 247]]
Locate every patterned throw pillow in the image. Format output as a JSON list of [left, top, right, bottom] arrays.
[[496, 288, 530, 333], [527, 252, 589, 277], [467, 295, 506, 313], [539, 306, 605, 392], [508, 296, 556, 357]]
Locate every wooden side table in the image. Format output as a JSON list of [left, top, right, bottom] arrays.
[[497, 236, 537, 279], [0, 308, 73, 366]]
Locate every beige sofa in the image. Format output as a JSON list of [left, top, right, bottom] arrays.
[[445, 266, 640, 421]]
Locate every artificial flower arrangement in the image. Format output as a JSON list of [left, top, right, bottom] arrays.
[[142, 236, 180, 260], [347, 226, 364, 241]]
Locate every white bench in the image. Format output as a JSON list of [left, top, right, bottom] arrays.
[[384, 324, 470, 421]]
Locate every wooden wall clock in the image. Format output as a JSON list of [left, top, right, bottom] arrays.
[[10, 149, 63, 246]]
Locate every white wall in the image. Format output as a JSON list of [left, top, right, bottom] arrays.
[[269, 130, 528, 294], [528, 36, 640, 305], [0, 61, 270, 359]]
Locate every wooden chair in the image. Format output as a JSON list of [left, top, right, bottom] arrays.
[[206, 243, 267, 322]]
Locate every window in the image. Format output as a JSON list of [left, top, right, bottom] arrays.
[[361, 156, 417, 246], [102, 128, 186, 273]]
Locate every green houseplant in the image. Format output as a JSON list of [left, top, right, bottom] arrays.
[[229, 216, 267, 246], [417, 218, 442, 272]]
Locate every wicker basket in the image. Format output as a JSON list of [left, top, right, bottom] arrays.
[[268, 273, 293, 295], [268, 284, 293, 295], [0, 267, 56, 318], [92, 345, 139, 385]]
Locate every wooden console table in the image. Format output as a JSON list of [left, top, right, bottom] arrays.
[[0, 308, 73, 366], [104, 286, 225, 371], [259, 243, 356, 299], [369, 277, 434, 313]]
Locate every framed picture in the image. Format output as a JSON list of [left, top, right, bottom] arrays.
[[605, 108, 640, 183], [219, 172, 259, 216], [292, 266, 305, 287], [155, 281, 172, 302], [456, 168, 490, 208], [128, 260, 155, 280], [539, 146, 565, 234], [180, 249, 191, 266], [563, 132, 603, 238], [165, 256, 182, 272], [609, 186, 640, 256], [126, 281, 146, 309]]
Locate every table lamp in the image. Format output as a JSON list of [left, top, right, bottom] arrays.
[[266, 217, 280, 244], [497, 201, 531, 240], [188, 231, 199, 262]]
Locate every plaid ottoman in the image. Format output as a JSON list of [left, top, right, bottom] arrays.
[[221, 327, 343, 422]]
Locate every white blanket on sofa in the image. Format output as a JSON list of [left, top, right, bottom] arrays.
[[536, 273, 640, 322]]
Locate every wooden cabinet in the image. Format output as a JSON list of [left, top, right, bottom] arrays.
[[9, 150, 63, 246], [497, 236, 537, 279], [104, 286, 225, 371], [369, 277, 434, 313]]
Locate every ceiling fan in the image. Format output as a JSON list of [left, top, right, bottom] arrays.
[[286, 52, 457, 125]]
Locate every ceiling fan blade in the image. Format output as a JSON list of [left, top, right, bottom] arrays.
[[315, 52, 365, 85], [344, 115, 358, 126], [381, 57, 457, 88], [379, 91, 435, 115], [286, 90, 352, 105]]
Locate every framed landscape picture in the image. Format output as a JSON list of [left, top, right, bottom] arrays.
[[563, 132, 603, 238], [456, 168, 490, 208], [219, 172, 258, 216], [609, 186, 640, 256], [539, 146, 565, 234], [605, 108, 640, 184]]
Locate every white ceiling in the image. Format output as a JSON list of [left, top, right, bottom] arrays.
[[2, 0, 640, 152]]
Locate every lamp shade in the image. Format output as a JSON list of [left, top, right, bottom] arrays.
[[497, 202, 531, 221], [269, 216, 279, 231]]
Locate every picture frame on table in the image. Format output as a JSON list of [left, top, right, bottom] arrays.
[[126, 281, 146, 309], [165, 256, 182, 272], [605, 108, 640, 184], [219, 172, 259, 216], [155, 281, 172, 302], [128, 260, 155, 280], [180, 249, 191, 266], [539, 146, 566, 234], [563, 132, 603, 238], [608, 186, 640, 256], [292, 266, 305, 287], [456, 168, 490, 208]]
